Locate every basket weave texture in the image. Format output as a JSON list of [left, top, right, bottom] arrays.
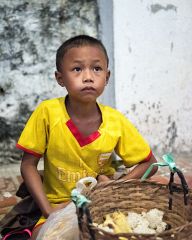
[[78, 179, 192, 240]]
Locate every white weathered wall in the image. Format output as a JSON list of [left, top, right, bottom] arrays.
[[0, 0, 99, 164], [1, 0, 191, 164], [113, 0, 192, 155]]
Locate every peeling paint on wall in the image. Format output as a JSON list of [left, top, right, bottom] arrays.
[[170, 42, 174, 52], [114, 0, 192, 155], [123, 97, 191, 155], [165, 116, 178, 152], [150, 4, 177, 14]]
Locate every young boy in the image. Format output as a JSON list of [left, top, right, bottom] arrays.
[[16, 35, 158, 239]]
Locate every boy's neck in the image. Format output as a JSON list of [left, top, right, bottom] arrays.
[[65, 96, 100, 119]]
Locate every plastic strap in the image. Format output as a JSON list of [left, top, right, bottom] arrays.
[[141, 153, 177, 181]]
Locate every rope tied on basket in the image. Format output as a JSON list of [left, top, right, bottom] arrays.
[[71, 189, 91, 208], [71, 177, 97, 240], [141, 153, 189, 210]]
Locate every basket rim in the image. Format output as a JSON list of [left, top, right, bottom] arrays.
[[90, 178, 169, 191], [88, 178, 192, 192]]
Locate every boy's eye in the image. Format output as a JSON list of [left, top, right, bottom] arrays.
[[94, 66, 102, 72], [73, 67, 81, 72]]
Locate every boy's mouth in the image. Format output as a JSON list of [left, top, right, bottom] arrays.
[[81, 87, 96, 91]]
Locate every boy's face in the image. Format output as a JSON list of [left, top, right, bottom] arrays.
[[55, 46, 110, 103]]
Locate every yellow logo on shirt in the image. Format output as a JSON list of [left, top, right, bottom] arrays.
[[98, 152, 112, 166], [57, 167, 93, 183]]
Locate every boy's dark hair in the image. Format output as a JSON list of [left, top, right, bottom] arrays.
[[56, 35, 109, 71]]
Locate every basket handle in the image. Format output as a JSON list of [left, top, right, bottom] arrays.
[[71, 177, 97, 240], [77, 203, 96, 240], [141, 153, 189, 209], [168, 167, 189, 209]]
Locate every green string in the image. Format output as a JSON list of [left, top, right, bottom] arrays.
[[141, 153, 178, 181], [71, 189, 91, 208]]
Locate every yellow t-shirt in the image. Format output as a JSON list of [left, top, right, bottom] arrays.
[[17, 96, 151, 203]]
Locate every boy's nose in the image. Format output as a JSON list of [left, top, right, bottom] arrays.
[[82, 69, 94, 82]]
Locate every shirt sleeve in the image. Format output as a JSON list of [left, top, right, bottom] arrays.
[[16, 102, 49, 157], [115, 112, 151, 167]]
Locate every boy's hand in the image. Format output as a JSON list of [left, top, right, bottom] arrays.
[[121, 153, 158, 181], [48, 201, 71, 217], [97, 174, 111, 183]]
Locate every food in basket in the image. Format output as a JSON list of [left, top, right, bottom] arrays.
[[104, 211, 132, 233], [93, 208, 167, 235], [128, 208, 167, 234]]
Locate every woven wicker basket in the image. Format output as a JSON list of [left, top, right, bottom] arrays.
[[78, 179, 192, 240]]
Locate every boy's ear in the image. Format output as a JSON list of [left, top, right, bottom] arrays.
[[55, 71, 65, 87], [105, 70, 110, 85]]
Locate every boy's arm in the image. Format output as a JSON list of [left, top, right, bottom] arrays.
[[20, 153, 70, 218], [97, 154, 158, 183], [121, 153, 158, 180], [20, 152, 52, 218]]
